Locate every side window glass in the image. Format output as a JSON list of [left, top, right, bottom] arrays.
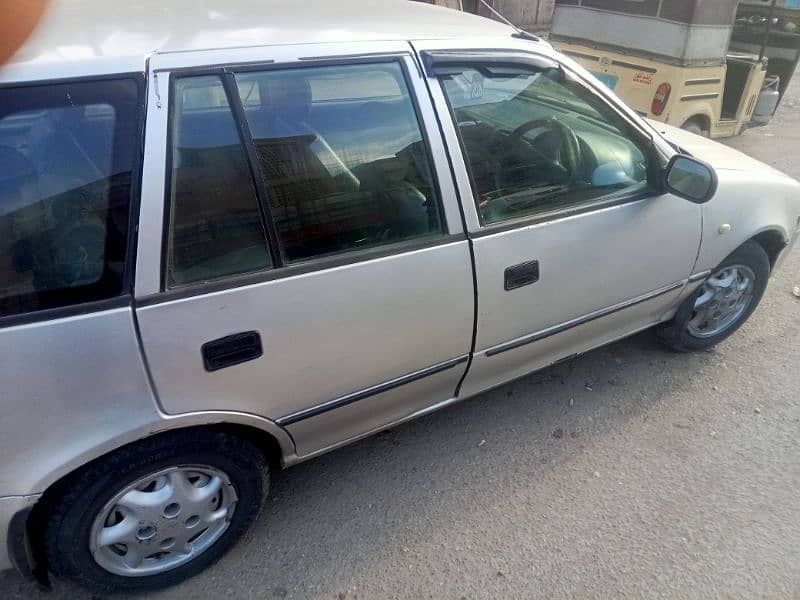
[[236, 62, 444, 263], [167, 76, 271, 286], [0, 79, 139, 318], [440, 67, 650, 225]]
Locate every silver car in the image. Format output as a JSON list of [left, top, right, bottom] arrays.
[[1, 0, 799, 593]]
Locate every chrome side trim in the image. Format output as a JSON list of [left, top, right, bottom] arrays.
[[276, 355, 469, 426], [688, 270, 712, 283], [404, 395, 462, 421], [289, 395, 462, 464], [484, 280, 685, 358]]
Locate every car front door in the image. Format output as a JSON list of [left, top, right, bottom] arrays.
[[413, 38, 703, 398], [134, 42, 474, 458]]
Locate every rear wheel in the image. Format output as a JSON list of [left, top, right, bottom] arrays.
[[681, 118, 709, 137], [44, 430, 267, 593], [657, 241, 770, 352]]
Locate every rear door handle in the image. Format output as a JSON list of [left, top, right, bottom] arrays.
[[201, 331, 263, 372], [504, 260, 539, 291]]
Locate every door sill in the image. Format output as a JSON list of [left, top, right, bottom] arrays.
[[290, 396, 461, 464]]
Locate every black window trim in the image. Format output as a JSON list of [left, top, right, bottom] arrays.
[[137, 232, 467, 308], [221, 71, 284, 268], [425, 49, 666, 233], [160, 53, 453, 294], [421, 49, 659, 142], [0, 72, 146, 329], [0, 295, 133, 330], [467, 188, 655, 239]]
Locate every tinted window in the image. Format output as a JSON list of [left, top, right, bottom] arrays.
[[441, 67, 649, 225], [0, 79, 139, 318], [167, 76, 271, 286], [236, 62, 444, 263]]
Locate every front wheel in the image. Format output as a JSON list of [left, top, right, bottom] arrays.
[[657, 241, 770, 352], [44, 430, 267, 593]]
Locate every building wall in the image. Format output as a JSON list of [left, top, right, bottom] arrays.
[[491, 0, 555, 28], [416, 0, 555, 28], [425, 0, 461, 8], [415, 0, 462, 9]]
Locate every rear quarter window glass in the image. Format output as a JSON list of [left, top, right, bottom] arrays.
[[0, 78, 140, 318]]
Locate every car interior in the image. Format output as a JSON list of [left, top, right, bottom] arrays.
[[442, 68, 650, 224], [169, 64, 443, 285], [0, 102, 129, 314]]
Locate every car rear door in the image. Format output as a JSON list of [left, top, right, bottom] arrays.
[[134, 42, 474, 458], [412, 37, 703, 398]]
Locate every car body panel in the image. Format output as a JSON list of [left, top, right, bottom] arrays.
[[651, 121, 800, 271], [465, 198, 701, 356], [134, 42, 475, 457], [411, 38, 703, 399], [461, 283, 687, 400], [136, 242, 474, 427], [0, 0, 511, 83], [284, 365, 465, 457], [2, 3, 800, 580], [0, 307, 158, 495]]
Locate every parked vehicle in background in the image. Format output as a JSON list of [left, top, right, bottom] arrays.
[[1, 0, 799, 593], [549, 0, 798, 138], [734, 0, 800, 101]]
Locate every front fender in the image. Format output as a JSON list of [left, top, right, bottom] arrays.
[[695, 168, 800, 273]]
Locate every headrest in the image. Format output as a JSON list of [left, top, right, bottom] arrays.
[[259, 73, 312, 124]]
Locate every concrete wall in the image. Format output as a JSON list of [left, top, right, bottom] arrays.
[[426, 0, 461, 8], [491, 0, 555, 29], [419, 0, 555, 28]]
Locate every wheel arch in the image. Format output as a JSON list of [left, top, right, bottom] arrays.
[[681, 113, 711, 133], [16, 416, 296, 585], [27, 411, 296, 497], [749, 228, 789, 270]]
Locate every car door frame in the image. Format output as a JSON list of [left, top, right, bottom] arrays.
[[135, 41, 468, 298], [411, 37, 679, 232], [133, 40, 477, 459], [411, 36, 705, 398]]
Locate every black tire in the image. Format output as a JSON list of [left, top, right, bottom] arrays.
[[44, 429, 267, 594], [681, 118, 709, 137], [657, 241, 770, 352]]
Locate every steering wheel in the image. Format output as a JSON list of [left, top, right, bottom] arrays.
[[495, 117, 581, 189], [507, 116, 582, 178]]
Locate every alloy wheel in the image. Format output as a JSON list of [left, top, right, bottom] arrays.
[[687, 265, 756, 338]]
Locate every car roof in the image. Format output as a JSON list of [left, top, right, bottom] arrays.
[[1, 0, 515, 83]]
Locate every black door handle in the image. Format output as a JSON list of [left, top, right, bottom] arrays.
[[504, 260, 539, 291], [201, 331, 263, 372]]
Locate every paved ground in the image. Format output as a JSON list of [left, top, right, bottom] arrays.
[[4, 75, 800, 600]]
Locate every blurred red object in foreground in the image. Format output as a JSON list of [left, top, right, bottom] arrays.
[[0, 0, 49, 65]]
